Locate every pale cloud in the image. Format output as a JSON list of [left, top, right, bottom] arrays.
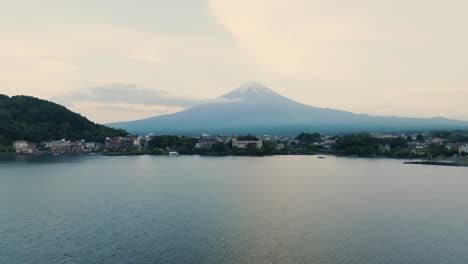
[[51, 83, 238, 123], [209, 0, 468, 80], [53, 83, 212, 108], [209, 0, 374, 77], [0, 20, 253, 100], [66, 101, 184, 124]]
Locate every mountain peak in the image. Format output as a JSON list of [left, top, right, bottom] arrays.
[[221, 82, 286, 102]]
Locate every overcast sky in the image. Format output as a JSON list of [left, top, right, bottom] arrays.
[[1, 0, 468, 123]]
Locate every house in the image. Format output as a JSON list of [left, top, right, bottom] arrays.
[[196, 137, 218, 149], [119, 137, 135, 150], [322, 140, 336, 150], [85, 142, 96, 149], [141, 137, 151, 149], [372, 133, 399, 139], [13, 141, 29, 152], [379, 144, 391, 152], [132, 137, 142, 150], [446, 143, 459, 151], [459, 144, 468, 155], [410, 143, 428, 155], [48, 139, 71, 152], [71, 141, 85, 152], [431, 138, 446, 144], [232, 138, 263, 149], [105, 137, 122, 150], [95, 143, 104, 150], [27, 143, 37, 153]]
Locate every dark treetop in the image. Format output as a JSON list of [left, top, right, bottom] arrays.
[[0, 94, 127, 145]]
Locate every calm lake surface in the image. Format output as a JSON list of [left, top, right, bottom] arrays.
[[1, 155, 468, 264]]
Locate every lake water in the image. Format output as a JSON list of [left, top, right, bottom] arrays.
[[1, 155, 468, 264]]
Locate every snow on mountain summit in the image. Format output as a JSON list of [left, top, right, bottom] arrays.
[[220, 82, 287, 102]]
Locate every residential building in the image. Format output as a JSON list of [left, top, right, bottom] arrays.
[[141, 137, 151, 149], [85, 142, 96, 149], [322, 140, 336, 150], [132, 136, 142, 150], [13, 141, 29, 152], [27, 143, 37, 153], [95, 143, 104, 150], [105, 137, 122, 150], [71, 141, 85, 152], [201, 133, 211, 138], [232, 138, 263, 149], [379, 144, 391, 152], [459, 144, 468, 155], [48, 139, 72, 152], [431, 138, 446, 144], [196, 137, 218, 149]]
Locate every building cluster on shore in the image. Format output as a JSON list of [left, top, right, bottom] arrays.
[[370, 133, 468, 156], [12, 135, 147, 155], [11, 133, 305, 155], [11, 134, 267, 155], [10, 131, 468, 158]]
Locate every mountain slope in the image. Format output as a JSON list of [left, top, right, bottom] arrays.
[[0, 94, 127, 144], [110, 82, 468, 135]]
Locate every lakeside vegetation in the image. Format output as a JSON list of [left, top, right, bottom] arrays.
[[95, 131, 468, 168], [106, 132, 467, 159], [0, 145, 15, 153]]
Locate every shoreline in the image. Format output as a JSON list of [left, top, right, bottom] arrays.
[[404, 160, 468, 167], [9, 151, 468, 167]]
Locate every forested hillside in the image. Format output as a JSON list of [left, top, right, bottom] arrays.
[[0, 94, 127, 145]]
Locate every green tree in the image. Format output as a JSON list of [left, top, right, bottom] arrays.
[[211, 141, 229, 152], [262, 140, 278, 154], [0, 145, 15, 153], [296, 132, 322, 146], [237, 135, 259, 141], [416, 134, 425, 143], [149, 135, 197, 153]]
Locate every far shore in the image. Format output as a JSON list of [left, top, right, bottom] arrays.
[[404, 160, 468, 167], [6, 151, 468, 168]]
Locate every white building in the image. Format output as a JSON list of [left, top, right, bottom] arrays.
[[459, 144, 468, 155], [232, 138, 263, 149], [13, 141, 29, 152], [85, 142, 96, 149], [133, 137, 142, 147], [322, 140, 336, 150], [48, 139, 72, 152]]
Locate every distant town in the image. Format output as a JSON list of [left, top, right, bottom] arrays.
[[6, 131, 468, 164]]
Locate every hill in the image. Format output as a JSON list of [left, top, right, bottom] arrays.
[[110, 82, 468, 135], [0, 94, 127, 145]]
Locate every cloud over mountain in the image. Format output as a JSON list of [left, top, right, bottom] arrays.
[[53, 84, 211, 108]]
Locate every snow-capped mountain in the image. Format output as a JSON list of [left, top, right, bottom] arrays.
[[221, 82, 291, 103], [110, 82, 468, 135]]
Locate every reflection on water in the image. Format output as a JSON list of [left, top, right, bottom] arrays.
[[1, 155, 468, 264]]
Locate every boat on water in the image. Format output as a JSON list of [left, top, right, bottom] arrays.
[[317, 156, 326, 159], [169, 151, 179, 156]]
